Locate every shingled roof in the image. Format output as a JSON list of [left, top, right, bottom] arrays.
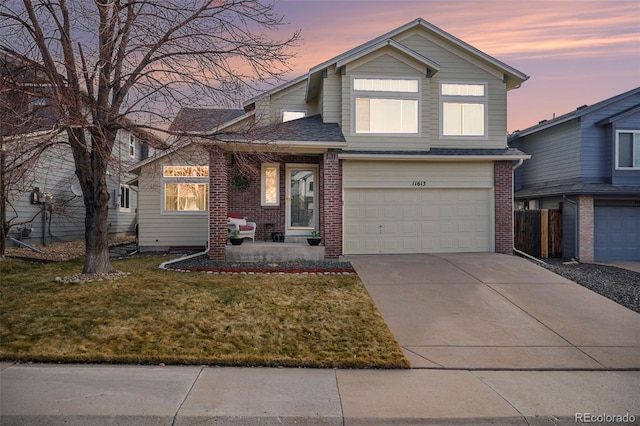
[[261, 114, 346, 142], [169, 108, 247, 133]]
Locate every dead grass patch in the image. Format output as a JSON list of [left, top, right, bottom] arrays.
[[0, 256, 409, 368]]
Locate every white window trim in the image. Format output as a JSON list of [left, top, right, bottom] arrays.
[[261, 163, 280, 206], [119, 184, 131, 212], [161, 166, 209, 215], [439, 81, 488, 139], [129, 134, 136, 158], [281, 110, 306, 122], [615, 130, 640, 170], [350, 75, 421, 137]]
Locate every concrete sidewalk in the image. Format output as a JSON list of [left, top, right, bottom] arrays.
[[2, 253, 639, 424], [2, 363, 639, 425]]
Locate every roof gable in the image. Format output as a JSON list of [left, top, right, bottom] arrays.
[[304, 17, 528, 101], [510, 86, 640, 140]]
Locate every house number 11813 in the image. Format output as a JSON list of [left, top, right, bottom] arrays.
[[412, 181, 427, 187]]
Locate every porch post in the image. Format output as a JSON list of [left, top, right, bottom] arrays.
[[322, 151, 342, 259], [209, 146, 228, 260]]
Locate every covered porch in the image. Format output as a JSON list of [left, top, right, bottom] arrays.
[[208, 146, 343, 261], [225, 240, 325, 262]]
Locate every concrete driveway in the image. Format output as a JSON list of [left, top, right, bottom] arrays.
[[349, 253, 640, 369]]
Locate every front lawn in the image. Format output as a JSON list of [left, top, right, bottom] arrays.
[[0, 256, 408, 368]]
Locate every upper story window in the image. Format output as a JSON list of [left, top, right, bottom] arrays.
[[441, 82, 487, 137], [352, 77, 419, 135], [282, 111, 306, 122], [162, 166, 209, 213], [128, 134, 136, 158], [616, 131, 640, 169]]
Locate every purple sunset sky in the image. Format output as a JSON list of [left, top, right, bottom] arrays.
[[272, 0, 640, 133]]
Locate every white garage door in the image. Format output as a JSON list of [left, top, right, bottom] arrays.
[[344, 188, 491, 254]]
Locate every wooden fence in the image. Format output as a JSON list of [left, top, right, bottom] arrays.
[[514, 209, 562, 258]]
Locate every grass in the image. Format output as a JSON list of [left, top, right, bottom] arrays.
[[0, 256, 409, 368]]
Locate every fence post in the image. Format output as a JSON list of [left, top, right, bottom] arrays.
[[540, 209, 549, 258]]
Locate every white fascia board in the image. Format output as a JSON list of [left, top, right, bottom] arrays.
[[414, 19, 529, 85], [243, 75, 308, 107], [206, 139, 345, 154], [335, 39, 440, 74], [338, 153, 531, 161]]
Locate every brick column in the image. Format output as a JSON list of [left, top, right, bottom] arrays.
[[209, 147, 228, 260], [578, 195, 594, 263], [322, 151, 342, 259], [494, 161, 514, 254]]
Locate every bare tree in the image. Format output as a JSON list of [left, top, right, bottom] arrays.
[[0, 0, 299, 273]]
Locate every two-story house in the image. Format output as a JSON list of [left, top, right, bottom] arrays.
[[509, 87, 640, 262], [131, 18, 530, 260], [1, 47, 158, 247]]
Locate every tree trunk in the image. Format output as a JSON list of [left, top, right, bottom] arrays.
[[70, 128, 117, 275], [83, 190, 115, 274], [0, 145, 7, 256]]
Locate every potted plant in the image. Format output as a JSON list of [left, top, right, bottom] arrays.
[[307, 229, 321, 246], [229, 228, 244, 245]]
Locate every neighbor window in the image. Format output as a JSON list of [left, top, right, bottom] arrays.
[[119, 185, 131, 211], [128, 134, 136, 158], [162, 166, 209, 212], [441, 82, 487, 137], [616, 131, 640, 169], [282, 111, 306, 122], [261, 163, 280, 206], [352, 77, 419, 134]]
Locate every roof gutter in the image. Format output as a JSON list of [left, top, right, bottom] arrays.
[[338, 153, 531, 161]]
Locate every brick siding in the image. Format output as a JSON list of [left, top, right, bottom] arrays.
[[226, 154, 319, 241], [321, 152, 342, 259], [494, 161, 514, 254], [578, 195, 594, 263], [209, 146, 228, 260]]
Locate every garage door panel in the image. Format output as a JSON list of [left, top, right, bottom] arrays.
[[344, 187, 491, 254], [594, 206, 640, 261]]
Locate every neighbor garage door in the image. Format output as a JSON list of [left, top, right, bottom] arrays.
[[343, 161, 494, 255], [594, 205, 640, 261]]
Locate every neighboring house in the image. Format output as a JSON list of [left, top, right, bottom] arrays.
[[1, 47, 158, 246], [509, 87, 640, 262], [131, 18, 530, 260]]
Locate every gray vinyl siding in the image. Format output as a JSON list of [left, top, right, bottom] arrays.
[[342, 53, 430, 150], [398, 32, 508, 149], [608, 110, 640, 186], [322, 65, 341, 124], [137, 145, 209, 251], [7, 143, 85, 246], [270, 81, 312, 122], [511, 120, 582, 188], [579, 92, 640, 184], [562, 199, 577, 260], [6, 130, 140, 247]]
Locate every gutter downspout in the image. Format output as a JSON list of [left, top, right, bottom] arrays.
[[511, 158, 529, 258], [563, 195, 579, 260], [512, 158, 524, 171], [158, 203, 211, 270], [158, 247, 209, 270]]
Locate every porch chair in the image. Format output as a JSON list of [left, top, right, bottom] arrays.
[[227, 212, 256, 241]]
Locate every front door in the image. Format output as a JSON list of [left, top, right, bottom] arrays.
[[286, 164, 318, 236]]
